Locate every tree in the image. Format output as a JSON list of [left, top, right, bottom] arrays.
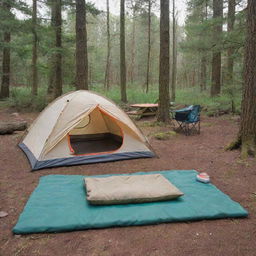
[[171, 0, 177, 102], [54, 0, 62, 98], [157, 0, 170, 122], [120, 0, 127, 102], [200, 0, 208, 91], [227, 0, 256, 158], [31, 0, 38, 96], [75, 0, 88, 90], [145, 0, 152, 93], [226, 0, 236, 84], [47, 0, 55, 96], [0, 1, 11, 99], [104, 0, 111, 90], [211, 0, 223, 96]]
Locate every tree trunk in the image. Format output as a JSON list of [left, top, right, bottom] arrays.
[[226, 0, 256, 158], [54, 0, 62, 98], [157, 0, 170, 123], [130, 7, 136, 85], [104, 0, 111, 90], [31, 0, 38, 96], [120, 0, 127, 103], [0, 1, 11, 99], [200, 1, 207, 92], [211, 0, 223, 97], [171, 0, 177, 102], [75, 0, 88, 90], [47, 0, 55, 96], [145, 0, 151, 94], [84, 6, 88, 89], [239, 0, 256, 157], [226, 0, 236, 84]]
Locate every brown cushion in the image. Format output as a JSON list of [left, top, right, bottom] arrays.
[[84, 174, 184, 205]]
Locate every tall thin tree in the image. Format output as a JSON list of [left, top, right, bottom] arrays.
[[226, 0, 236, 84], [120, 0, 127, 102], [0, 1, 11, 99], [104, 0, 111, 90], [47, 0, 55, 96], [75, 0, 88, 90], [157, 0, 170, 122], [53, 0, 62, 98], [31, 0, 38, 96], [211, 0, 223, 96], [171, 0, 177, 102], [200, 0, 208, 92], [227, 0, 256, 158], [145, 0, 151, 93]]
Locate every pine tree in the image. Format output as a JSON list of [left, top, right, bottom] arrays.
[[0, 1, 11, 99], [227, 0, 256, 158], [75, 0, 88, 90], [158, 0, 170, 122], [31, 0, 38, 96], [53, 0, 62, 98], [120, 0, 127, 102], [211, 0, 223, 96], [104, 0, 111, 90]]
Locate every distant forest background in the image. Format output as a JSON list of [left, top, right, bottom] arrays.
[[0, 0, 248, 114]]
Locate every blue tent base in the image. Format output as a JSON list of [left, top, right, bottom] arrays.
[[13, 170, 248, 234], [18, 143, 154, 170]]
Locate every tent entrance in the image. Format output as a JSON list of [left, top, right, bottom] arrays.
[[68, 108, 123, 155], [69, 133, 122, 155]]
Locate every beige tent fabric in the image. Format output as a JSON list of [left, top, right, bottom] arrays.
[[23, 93, 74, 158], [22, 90, 152, 161], [84, 174, 184, 205]]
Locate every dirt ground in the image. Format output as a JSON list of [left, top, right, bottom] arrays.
[[0, 109, 256, 256]]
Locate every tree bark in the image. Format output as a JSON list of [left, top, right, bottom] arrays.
[[120, 0, 127, 103], [226, 0, 236, 84], [171, 0, 177, 102], [211, 0, 223, 97], [130, 7, 136, 85], [200, 1, 208, 91], [157, 0, 170, 123], [104, 0, 111, 90], [75, 0, 88, 90], [54, 0, 62, 98], [239, 0, 256, 157], [84, 6, 88, 89], [31, 0, 38, 96], [47, 0, 55, 96], [145, 0, 151, 93], [0, 1, 11, 99], [227, 0, 256, 158]]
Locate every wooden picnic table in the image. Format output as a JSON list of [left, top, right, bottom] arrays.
[[127, 103, 158, 119]]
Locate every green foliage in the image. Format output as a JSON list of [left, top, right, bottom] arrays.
[[1, 84, 242, 115]]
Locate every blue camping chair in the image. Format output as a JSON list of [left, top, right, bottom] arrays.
[[172, 105, 201, 135]]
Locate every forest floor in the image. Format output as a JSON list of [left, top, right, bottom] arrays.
[[0, 109, 256, 256]]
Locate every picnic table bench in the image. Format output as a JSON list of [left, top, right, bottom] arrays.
[[127, 103, 158, 119]]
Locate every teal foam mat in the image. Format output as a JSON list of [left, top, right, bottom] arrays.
[[13, 170, 248, 234]]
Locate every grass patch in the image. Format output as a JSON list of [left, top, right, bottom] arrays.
[[139, 120, 168, 128], [153, 130, 176, 140]]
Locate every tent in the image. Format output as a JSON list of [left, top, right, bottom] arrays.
[[19, 90, 154, 170]]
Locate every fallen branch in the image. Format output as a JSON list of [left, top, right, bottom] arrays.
[[0, 121, 27, 135]]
